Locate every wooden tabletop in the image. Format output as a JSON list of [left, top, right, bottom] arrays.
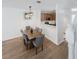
[[24, 30, 42, 40]]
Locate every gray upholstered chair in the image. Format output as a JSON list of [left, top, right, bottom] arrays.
[[38, 28, 42, 32], [20, 30, 26, 45], [20, 30, 31, 49], [32, 35, 44, 54], [34, 27, 42, 33], [26, 26, 31, 30]]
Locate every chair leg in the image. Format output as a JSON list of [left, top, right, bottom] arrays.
[[26, 44, 28, 49], [36, 47, 37, 55], [42, 44, 43, 51], [29, 44, 31, 49], [23, 39, 26, 45]]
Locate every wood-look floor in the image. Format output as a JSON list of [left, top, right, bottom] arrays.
[[2, 37, 68, 59]]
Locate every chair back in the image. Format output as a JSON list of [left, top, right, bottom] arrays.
[[34, 27, 42, 33], [20, 30, 29, 42], [23, 34, 29, 43], [20, 30, 24, 35], [38, 28, 42, 32], [35, 35, 44, 46], [26, 26, 31, 30]]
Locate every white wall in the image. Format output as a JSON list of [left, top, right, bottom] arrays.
[[2, 7, 41, 41], [2, 7, 23, 41], [56, 5, 73, 45], [56, 6, 65, 45]]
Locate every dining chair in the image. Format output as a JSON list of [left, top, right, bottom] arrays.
[[20, 30, 26, 45], [26, 26, 31, 30], [32, 35, 44, 54], [20, 30, 31, 49], [34, 27, 42, 33], [38, 28, 42, 32]]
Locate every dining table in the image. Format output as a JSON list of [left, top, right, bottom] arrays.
[[24, 28, 44, 49], [24, 29, 42, 40]]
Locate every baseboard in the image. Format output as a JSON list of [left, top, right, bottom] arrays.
[[57, 39, 65, 45], [2, 35, 21, 42], [45, 35, 64, 45], [45, 35, 58, 45]]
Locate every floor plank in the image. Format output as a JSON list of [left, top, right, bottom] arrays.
[[2, 37, 68, 59]]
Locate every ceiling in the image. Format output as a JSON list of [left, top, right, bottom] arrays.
[[2, 0, 77, 10]]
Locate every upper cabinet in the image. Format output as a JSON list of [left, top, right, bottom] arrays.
[[41, 10, 56, 21], [41, 10, 56, 26]]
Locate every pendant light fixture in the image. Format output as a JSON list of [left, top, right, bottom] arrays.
[[24, 5, 33, 19], [24, 0, 41, 19]]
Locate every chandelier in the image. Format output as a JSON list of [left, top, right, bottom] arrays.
[[24, 6, 33, 19], [24, 0, 41, 19]]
